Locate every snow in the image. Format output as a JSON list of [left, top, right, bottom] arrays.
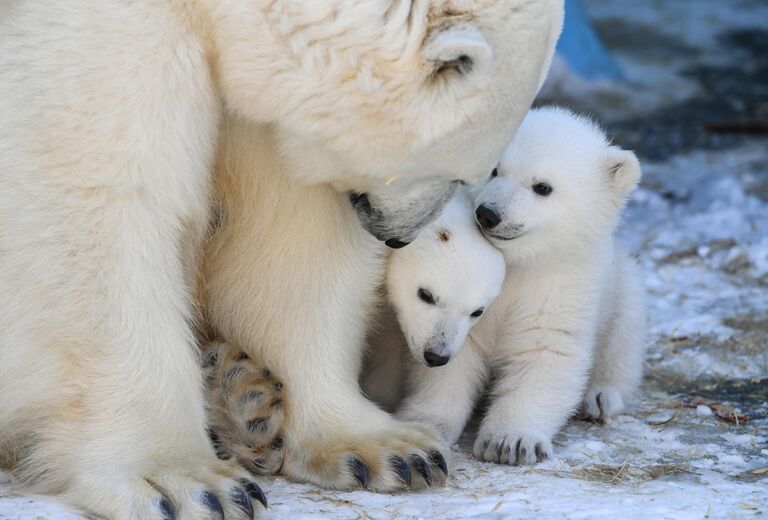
[[2, 0, 767, 518]]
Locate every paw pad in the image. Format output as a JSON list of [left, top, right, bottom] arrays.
[[203, 342, 287, 476]]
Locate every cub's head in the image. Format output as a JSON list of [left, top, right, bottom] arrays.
[[208, 0, 564, 245], [474, 106, 642, 263], [386, 192, 505, 366]]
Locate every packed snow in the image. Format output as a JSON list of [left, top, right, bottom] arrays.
[[2, 0, 766, 518]]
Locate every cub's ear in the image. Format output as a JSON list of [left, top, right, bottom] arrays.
[[425, 26, 493, 80], [606, 146, 641, 198]]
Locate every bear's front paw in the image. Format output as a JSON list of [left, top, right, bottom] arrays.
[[141, 459, 268, 520], [581, 386, 625, 423], [204, 342, 285, 476], [473, 429, 553, 466], [285, 421, 450, 492], [69, 458, 267, 520]]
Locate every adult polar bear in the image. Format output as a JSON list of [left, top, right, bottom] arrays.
[[0, 0, 562, 517]]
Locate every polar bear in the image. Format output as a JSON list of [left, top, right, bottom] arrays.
[[0, 0, 563, 515], [360, 192, 506, 412], [398, 107, 646, 463]]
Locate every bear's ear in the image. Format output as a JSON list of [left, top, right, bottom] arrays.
[[424, 26, 493, 80], [606, 146, 641, 198]]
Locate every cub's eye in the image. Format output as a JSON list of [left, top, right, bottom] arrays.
[[490, 168, 499, 178], [532, 182, 553, 196], [470, 308, 484, 318], [417, 288, 435, 305]]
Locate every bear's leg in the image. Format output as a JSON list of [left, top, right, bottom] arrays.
[[473, 328, 594, 466], [204, 119, 450, 492], [203, 341, 286, 476], [583, 257, 646, 422], [0, 3, 268, 515], [397, 339, 488, 444], [209, 274, 450, 492], [209, 285, 450, 492], [0, 185, 267, 518], [275, 339, 450, 491]]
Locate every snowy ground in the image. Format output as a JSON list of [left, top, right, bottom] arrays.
[[2, 1, 767, 518]]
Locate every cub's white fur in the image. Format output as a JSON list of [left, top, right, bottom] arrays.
[[0, 0, 563, 513], [399, 107, 647, 463], [362, 192, 506, 411]]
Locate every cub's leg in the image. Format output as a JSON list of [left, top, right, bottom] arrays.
[[204, 342, 286, 476], [473, 325, 594, 466], [583, 256, 646, 422], [397, 338, 488, 444], [205, 119, 450, 493]]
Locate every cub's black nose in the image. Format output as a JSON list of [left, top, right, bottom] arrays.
[[385, 238, 410, 249], [475, 205, 501, 229], [424, 350, 450, 367]]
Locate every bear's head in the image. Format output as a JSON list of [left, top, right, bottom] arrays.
[[386, 191, 505, 365], [473, 106, 642, 264], [206, 0, 564, 245]]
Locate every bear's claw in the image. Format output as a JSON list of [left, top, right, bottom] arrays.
[[429, 450, 448, 475], [349, 458, 370, 488], [200, 490, 225, 517], [389, 456, 412, 487], [158, 497, 176, 520], [241, 479, 268, 509], [410, 454, 431, 486]]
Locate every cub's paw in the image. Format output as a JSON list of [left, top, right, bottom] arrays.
[[73, 458, 267, 520], [473, 429, 553, 466], [285, 422, 450, 492], [582, 386, 625, 423], [204, 342, 285, 476]]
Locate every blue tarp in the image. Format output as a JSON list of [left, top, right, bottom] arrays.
[[557, 0, 623, 81]]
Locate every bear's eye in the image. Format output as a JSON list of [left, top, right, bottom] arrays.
[[490, 168, 498, 178], [532, 182, 553, 196], [417, 288, 435, 305], [470, 308, 484, 318]]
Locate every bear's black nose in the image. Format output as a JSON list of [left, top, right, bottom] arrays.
[[424, 350, 450, 367], [475, 205, 501, 229]]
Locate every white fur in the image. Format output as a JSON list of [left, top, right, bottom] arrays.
[[399, 107, 647, 465], [362, 192, 506, 412], [0, 0, 563, 513]]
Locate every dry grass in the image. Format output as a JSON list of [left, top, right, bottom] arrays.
[[537, 463, 696, 485], [733, 466, 768, 483]]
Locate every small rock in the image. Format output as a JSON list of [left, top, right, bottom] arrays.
[[696, 405, 714, 417], [646, 411, 675, 425]]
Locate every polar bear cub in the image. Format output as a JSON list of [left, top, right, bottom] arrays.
[[362, 192, 506, 411], [399, 106, 646, 463]]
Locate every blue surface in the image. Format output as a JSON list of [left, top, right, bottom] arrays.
[[557, 0, 623, 81]]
